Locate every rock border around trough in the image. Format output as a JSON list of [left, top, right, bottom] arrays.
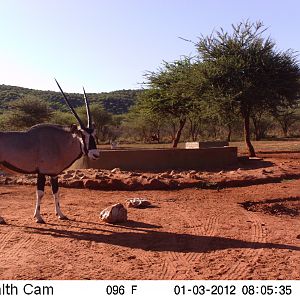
[[1, 162, 300, 191]]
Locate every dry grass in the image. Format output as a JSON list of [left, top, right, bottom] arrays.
[[230, 140, 300, 154], [98, 139, 300, 154]]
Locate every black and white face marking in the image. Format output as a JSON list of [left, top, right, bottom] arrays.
[[81, 128, 99, 160]]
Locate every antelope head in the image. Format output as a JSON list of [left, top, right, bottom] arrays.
[[55, 79, 99, 160]]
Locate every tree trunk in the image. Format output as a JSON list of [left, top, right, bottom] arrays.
[[252, 117, 259, 141], [244, 114, 256, 157], [172, 118, 186, 148], [189, 117, 199, 142], [191, 124, 198, 142], [227, 124, 232, 142], [156, 131, 160, 143], [254, 127, 261, 141], [170, 122, 176, 142], [282, 122, 288, 138]]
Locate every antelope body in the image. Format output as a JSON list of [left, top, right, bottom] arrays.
[[0, 80, 99, 224], [0, 124, 82, 175]]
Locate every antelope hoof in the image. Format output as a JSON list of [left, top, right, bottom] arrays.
[[35, 217, 45, 224], [58, 215, 68, 220], [0, 217, 6, 225]]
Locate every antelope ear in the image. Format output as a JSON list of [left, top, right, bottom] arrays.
[[70, 124, 80, 134]]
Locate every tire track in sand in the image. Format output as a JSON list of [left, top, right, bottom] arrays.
[[0, 230, 16, 252], [153, 193, 266, 280], [0, 226, 39, 268], [222, 210, 267, 279], [159, 201, 220, 279]]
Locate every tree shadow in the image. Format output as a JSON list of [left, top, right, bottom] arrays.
[[241, 196, 300, 207], [236, 157, 274, 170], [193, 158, 275, 175], [258, 150, 300, 154], [20, 224, 300, 253], [240, 196, 300, 217]]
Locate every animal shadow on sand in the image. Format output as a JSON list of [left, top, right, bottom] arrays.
[[17, 221, 300, 253], [47, 219, 163, 231]]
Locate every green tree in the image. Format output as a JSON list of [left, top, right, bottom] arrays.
[[251, 110, 273, 140], [196, 21, 300, 156], [1, 96, 52, 130], [50, 110, 76, 126], [109, 114, 125, 141], [187, 111, 205, 142], [142, 57, 205, 147], [272, 106, 300, 137], [77, 103, 113, 142], [198, 97, 240, 142], [124, 103, 166, 143]]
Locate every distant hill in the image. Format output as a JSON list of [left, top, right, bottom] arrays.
[[0, 84, 141, 114]]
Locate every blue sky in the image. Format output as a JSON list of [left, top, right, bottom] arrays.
[[1, 0, 300, 93]]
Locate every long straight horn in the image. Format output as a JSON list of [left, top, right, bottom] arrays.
[[54, 79, 85, 129], [83, 86, 92, 128]]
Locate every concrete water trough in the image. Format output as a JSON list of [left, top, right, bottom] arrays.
[[185, 141, 229, 149], [70, 147, 238, 171]]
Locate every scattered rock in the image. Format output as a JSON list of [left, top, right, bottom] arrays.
[[83, 179, 102, 189], [126, 198, 152, 208], [62, 180, 84, 189], [159, 172, 172, 179], [16, 178, 23, 184], [4, 177, 14, 185], [123, 178, 143, 190], [262, 169, 273, 174], [108, 178, 128, 190], [187, 170, 199, 179], [74, 170, 84, 177], [64, 170, 75, 175], [144, 178, 167, 190], [127, 255, 136, 260], [189, 170, 197, 175], [130, 172, 142, 177], [62, 173, 74, 180], [94, 174, 110, 180], [100, 203, 127, 223], [178, 181, 199, 189], [1, 155, 299, 192], [168, 179, 179, 189]]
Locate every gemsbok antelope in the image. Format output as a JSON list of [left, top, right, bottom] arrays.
[[0, 79, 99, 224]]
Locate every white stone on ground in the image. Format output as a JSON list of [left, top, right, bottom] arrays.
[[126, 198, 152, 208], [100, 203, 127, 223]]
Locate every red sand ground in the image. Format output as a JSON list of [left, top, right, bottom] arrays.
[[0, 153, 299, 280]]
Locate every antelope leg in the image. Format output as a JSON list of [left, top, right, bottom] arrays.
[[51, 176, 68, 220], [34, 174, 46, 224]]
